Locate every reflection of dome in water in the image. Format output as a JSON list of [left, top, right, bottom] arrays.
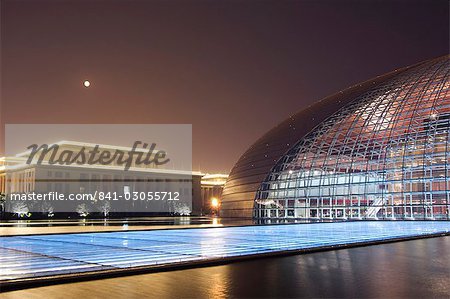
[[222, 56, 450, 220]]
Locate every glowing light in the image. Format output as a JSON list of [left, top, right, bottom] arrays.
[[83, 80, 91, 88], [211, 197, 219, 208]]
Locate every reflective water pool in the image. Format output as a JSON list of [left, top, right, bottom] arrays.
[[1, 221, 449, 283]]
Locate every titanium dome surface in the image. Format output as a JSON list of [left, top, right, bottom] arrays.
[[222, 55, 450, 220]]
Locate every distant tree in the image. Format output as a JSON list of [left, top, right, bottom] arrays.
[[173, 202, 191, 216], [0, 193, 5, 216], [42, 201, 54, 218], [76, 203, 89, 217], [11, 201, 31, 218], [0, 193, 5, 206], [99, 201, 111, 218]]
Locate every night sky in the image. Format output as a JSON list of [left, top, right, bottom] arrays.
[[1, 0, 448, 173]]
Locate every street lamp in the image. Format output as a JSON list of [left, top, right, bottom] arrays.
[[211, 197, 220, 216]]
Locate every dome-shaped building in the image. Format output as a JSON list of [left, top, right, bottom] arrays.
[[222, 55, 450, 220]]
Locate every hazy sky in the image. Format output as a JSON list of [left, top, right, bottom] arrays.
[[1, 0, 448, 173]]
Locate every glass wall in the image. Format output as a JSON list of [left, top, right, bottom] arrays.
[[255, 58, 450, 220]]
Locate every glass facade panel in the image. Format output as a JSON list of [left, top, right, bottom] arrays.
[[255, 57, 450, 220]]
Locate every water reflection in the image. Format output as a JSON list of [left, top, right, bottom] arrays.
[[148, 237, 450, 298]]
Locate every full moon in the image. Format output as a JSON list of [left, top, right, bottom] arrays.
[[83, 80, 91, 88]]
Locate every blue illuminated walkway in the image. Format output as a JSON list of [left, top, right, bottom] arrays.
[[1, 221, 449, 284]]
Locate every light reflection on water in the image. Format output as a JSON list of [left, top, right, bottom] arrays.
[[2, 236, 449, 298]]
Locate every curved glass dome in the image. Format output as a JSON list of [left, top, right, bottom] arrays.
[[255, 56, 450, 220]]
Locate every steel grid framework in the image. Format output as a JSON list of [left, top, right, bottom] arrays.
[[255, 57, 450, 220]]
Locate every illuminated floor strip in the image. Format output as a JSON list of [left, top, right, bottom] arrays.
[[0, 221, 449, 282]]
